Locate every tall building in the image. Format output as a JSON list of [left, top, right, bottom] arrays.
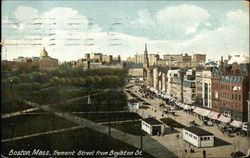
[[216, 75, 249, 121], [201, 69, 213, 109], [183, 69, 196, 104]]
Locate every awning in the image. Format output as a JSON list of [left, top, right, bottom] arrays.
[[183, 104, 192, 110], [200, 109, 211, 117], [193, 107, 203, 114], [217, 115, 231, 124], [193, 107, 211, 116], [230, 120, 242, 128], [208, 111, 220, 120], [191, 106, 196, 109]]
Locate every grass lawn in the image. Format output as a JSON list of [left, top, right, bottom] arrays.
[[2, 114, 77, 139], [1, 100, 33, 114], [79, 112, 141, 123], [1, 128, 156, 158], [28, 87, 100, 105], [160, 118, 186, 128], [51, 90, 128, 112], [111, 121, 145, 136]]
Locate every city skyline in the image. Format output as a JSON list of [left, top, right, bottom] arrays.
[[2, 0, 249, 62]]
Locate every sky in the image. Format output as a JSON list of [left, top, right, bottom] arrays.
[[2, 0, 249, 62]]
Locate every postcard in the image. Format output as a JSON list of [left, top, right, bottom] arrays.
[[1, 0, 250, 158]]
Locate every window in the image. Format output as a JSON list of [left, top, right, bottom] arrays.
[[201, 137, 203, 140], [232, 94, 234, 100], [239, 95, 241, 101], [235, 95, 237, 100], [215, 92, 218, 99]]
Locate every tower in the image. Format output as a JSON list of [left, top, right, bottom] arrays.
[[143, 43, 149, 68]]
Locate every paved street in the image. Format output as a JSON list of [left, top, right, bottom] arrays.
[[129, 85, 250, 158]]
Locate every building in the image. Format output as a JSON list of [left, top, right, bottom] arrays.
[[166, 69, 179, 99], [76, 53, 122, 69], [211, 76, 220, 112], [192, 54, 206, 66], [128, 52, 159, 66], [128, 68, 144, 77], [217, 75, 249, 122], [39, 47, 58, 71], [183, 69, 196, 104], [141, 118, 164, 136], [127, 99, 139, 110], [183, 126, 214, 148], [163, 53, 192, 67], [195, 69, 203, 106], [201, 69, 213, 109]]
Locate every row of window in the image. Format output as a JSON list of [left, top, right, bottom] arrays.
[[185, 132, 197, 140], [221, 101, 242, 108], [185, 132, 211, 141], [219, 93, 241, 101], [220, 84, 241, 91], [201, 136, 211, 141]]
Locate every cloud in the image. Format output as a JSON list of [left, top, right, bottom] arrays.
[[3, 5, 249, 63], [132, 4, 210, 35], [131, 10, 154, 28]]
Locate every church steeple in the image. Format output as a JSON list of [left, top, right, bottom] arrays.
[[144, 43, 149, 68]]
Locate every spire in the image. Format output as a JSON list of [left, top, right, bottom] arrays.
[[144, 43, 149, 68], [43, 47, 46, 51]]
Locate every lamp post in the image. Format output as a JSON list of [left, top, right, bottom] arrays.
[[139, 129, 143, 158], [11, 122, 15, 148], [10, 79, 13, 90]]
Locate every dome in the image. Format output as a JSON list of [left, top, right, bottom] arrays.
[[40, 47, 48, 57]]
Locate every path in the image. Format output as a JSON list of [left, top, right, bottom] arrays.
[[2, 126, 82, 143], [21, 100, 176, 158], [1, 107, 40, 119]]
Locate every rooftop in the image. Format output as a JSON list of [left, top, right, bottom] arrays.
[[128, 99, 139, 103], [184, 126, 214, 136], [142, 117, 163, 125]]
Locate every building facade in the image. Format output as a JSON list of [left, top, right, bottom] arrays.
[[217, 75, 249, 122]]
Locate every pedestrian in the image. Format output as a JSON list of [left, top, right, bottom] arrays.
[[202, 150, 206, 158], [176, 134, 179, 139]]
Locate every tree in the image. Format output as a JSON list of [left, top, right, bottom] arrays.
[[19, 74, 30, 83], [6, 76, 21, 84], [85, 76, 95, 87], [32, 72, 47, 83]]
